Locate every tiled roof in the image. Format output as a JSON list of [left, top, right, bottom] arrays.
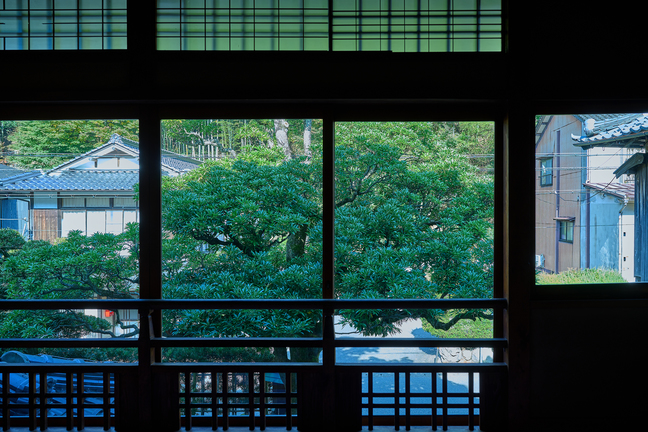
[[0, 134, 201, 193], [47, 134, 201, 175], [0, 163, 24, 180], [0, 170, 139, 191], [584, 181, 635, 201], [117, 135, 201, 173], [572, 113, 648, 147]]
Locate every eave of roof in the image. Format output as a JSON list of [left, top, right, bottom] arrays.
[[614, 153, 645, 178], [584, 181, 635, 202], [572, 113, 648, 149]]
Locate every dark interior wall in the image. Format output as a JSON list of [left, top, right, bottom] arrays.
[[530, 303, 648, 430]]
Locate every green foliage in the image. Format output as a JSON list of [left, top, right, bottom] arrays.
[[162, 121, 495, 346], [0, 228, 25, 259], [0, 226, 139, 339], [6, 120, 139, 169], [421, 310, 493, 339], [0, 120, 494, 362], [536, 268, 626, 284], [160, 119, 322, 161]]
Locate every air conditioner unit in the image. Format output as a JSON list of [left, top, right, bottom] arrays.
[[535, 254, 545, 268]]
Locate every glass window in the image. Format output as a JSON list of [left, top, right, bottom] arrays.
[[159, 118, 323, 362], [535, 113, 638, 283], [0, 119, 140, 348], [558, 219, 573, 243], [86, 197, 111, 207], [540, 158, 552, 186], [62, 209, 86, 236], [334, 121, 495, 364]]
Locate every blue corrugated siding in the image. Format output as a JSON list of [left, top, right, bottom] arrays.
[[1, 199, 29, 235]]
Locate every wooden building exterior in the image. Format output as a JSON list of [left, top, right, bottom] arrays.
[[535, 115, 584, 273], [615, 154, 648, 280]]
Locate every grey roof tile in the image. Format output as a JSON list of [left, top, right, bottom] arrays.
[[584, 181, 635, 201], [572, 113, 648, 146], [0, 170, 139, 191]]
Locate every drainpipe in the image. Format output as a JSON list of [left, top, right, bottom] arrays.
[[555, 131, 561, 273], [586, 191, 590, 269]]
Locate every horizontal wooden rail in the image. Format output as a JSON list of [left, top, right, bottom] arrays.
[[148, 362, 506, 371], [0, 298, 507, 310], [0, 363, 136, 372], [337, 363, 507, 372], [150, 337, 507, 349], [151, 337, 322, 348], [151, 363, 322, 372], [0, 338, 139, 348], [0, 336, 506, 349], [334, 337, 508, 348]]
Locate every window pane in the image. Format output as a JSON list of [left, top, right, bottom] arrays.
[[62, 210, 87, 236], [334, 121, 494, 362], [155, 0, 502, 51], [159, 119, 323, 362], [0, 120, 140, 347], [0, 1, 127, 50], [536, 114, 638, 283]]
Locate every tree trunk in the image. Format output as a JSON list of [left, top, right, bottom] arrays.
[[274, 119, 292, 160], [303, 119, 312, 158], [286, 224, 308, 263], [272, 346, 289, 362]]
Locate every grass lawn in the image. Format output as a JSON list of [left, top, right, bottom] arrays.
[[421, 311, 493, 339]]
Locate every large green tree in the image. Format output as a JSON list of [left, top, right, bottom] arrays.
[[0, 121, 494, 363], [0, 227, 139, 339], [160, 121, 494, 361]]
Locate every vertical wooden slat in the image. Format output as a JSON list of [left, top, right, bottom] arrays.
[[184, 371, 192, 431], [66, 372, 73, 431], [2, 371, 10, 431], [468, 372, 475, 431], [259, 372, 266, 431], [432, 372, 437, 431], [321, 116, 336, 432], [211, 372, 219, 431], [103, 372, 111, 431], [394, 372, 400, 431], [113, 372, 120, 432], [285, 372, 292, 431], [248, 372, 254, 431], [368, 372, 373, 431], [77, 373, 85, 431], [222, 371, 229, 431], [442, 372, 448, 431], [29, 372, 37, 431], [39, 371, 47, 431], [405, 372, 411, 431]]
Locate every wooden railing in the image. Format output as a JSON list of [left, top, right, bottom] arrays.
[[0, 298, 507, 431]]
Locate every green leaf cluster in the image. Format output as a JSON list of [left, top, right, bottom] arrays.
[[5, 120, 139, 169]]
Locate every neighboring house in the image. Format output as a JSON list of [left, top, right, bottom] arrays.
[[572, 114, 648, 281], [535, 114, 637, 280], [0, 133, 200, 337], [0, 133, 200, 242]]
